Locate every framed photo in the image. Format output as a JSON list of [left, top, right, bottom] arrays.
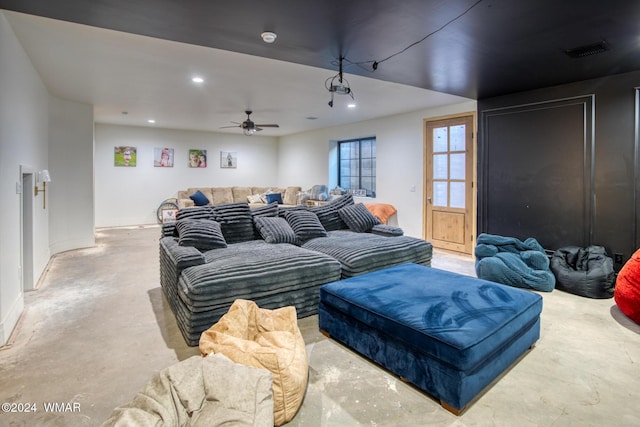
[[161, 208, 178, 223], [114, 146, 137, 167], [188, 149, 207, 168], [154, 147, 174, 167], [221, 151, 237, 168]]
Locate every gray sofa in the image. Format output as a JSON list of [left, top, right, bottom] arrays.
[[159, 196, 433, 345]]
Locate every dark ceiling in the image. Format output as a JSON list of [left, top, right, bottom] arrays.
[[2, 0, 640, 99]]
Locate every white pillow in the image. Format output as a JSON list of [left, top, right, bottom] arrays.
[[260, 189, 273, 203], [247, 194, 263, 203]]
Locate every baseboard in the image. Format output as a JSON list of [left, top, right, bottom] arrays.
[[0, 294, 25, 347], [49, 237, 96, 255]]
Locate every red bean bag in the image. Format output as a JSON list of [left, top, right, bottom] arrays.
[[614, 248, 640, 324]]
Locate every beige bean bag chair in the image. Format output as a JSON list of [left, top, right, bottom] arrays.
[[102, 353, 273, 427], [199, 299, 309, 426]]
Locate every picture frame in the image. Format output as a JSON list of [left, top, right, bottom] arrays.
[[161, 208, 178, 223], [188, 149, 207, 168], [114, 146, 137, 167], [154, 147, 174, 167], [220, 151, 237, 168]]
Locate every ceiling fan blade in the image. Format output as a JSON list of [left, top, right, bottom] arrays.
[[219, 125, 240, 129], [255, 124, 279, 128]]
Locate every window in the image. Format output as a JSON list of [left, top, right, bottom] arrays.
[[338, 137, 376, 197]]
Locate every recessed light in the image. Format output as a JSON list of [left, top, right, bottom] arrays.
[[148, 119, 156, 124], [191, 76, 204, 83], [261, 31, 277, 44], [347, 103, 357, 108]]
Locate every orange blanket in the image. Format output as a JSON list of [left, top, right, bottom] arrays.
[[364, 203, 397, 224]]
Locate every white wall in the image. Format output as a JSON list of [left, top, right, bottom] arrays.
[[0, 13, 96, 346], [48, 96, 95, 253], [0, 12, 50, 345], [278, 101, 477, 238], [94, 124, 281, 227]]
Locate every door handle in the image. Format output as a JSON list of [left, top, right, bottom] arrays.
[[427, 197, 432, 203]]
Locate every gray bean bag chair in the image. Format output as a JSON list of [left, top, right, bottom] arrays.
[[550, 246, 615, 298], [475, 233, 555, 292], [102, 353, 273, 427]]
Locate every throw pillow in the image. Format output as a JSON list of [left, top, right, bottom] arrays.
[[309, 184, 328, 201], [364, 203, 397, 224], [338, 203, 381, 232], [189, 190, 210, 206], [297, 189, 311, 205], [251, 203, 279, 218], [254, 217, 298, 244], [260, 189, 273, 204], [176, 206, 214, 221], [310, 194, 354, 231], [284, 210, 327, 241], [247, 193, 263, 204], [265, 193, 283, 204], [250, 202, 280, 239], [212, 202, 255, 244], [283, 186, 302, 206], [175, 219, 227, 251], [277, 205, 307, 218]]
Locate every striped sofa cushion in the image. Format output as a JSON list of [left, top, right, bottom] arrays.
[[250, 202, 280, 239], [371, 224, 404, 236], [176, 206, 215, 221], [175, 219, 227, 251], [338, 202, 381, 232], [284, 210, 327, 241], [212, 202, 255, 244], [162, 223, 178, 238], [251, 202, 279, 218], [310, 194, 354, 231], [302, 230, 433, 278], [172, 240, 343, 344], [254, 216, 298, 244], [277, 205, 308, 218]]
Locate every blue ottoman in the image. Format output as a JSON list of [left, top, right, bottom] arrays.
[[318, 263, 542, 414]]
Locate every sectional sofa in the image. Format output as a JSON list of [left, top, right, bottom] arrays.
[[159, 195, 433, 345], [176, 186, 302, 209]]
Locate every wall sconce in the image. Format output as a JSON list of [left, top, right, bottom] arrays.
[[34, 169, 52, 209]]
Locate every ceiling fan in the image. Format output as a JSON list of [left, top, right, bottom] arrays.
[[221, 110, 279, 136]]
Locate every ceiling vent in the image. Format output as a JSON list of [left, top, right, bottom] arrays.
[[564, 41, 609, 58]]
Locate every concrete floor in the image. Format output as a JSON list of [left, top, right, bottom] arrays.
[[1, 225, 639, 426]]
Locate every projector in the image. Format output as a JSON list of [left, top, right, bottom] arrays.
[[329, 84, 351, 95]]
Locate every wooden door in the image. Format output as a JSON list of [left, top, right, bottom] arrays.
[[424, 114, 475, 254]]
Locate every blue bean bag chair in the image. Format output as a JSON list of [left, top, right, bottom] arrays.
[[475, 233, 555, 292]]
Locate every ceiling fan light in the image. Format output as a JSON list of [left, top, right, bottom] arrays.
[[261, 32, 277, 44], [243, 128, 256, 136]]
